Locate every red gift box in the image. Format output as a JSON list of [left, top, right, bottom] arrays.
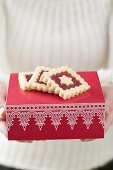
[[6, 72, 105, 140]]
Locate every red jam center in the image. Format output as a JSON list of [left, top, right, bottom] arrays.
[[25, 74, 33, 82], [35, 70, 48, 84], [51, 71, 81, 90]]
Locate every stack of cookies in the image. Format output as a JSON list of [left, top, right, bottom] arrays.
[[18, 66, 90, 100]]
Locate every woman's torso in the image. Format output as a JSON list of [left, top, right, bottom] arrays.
[[3, 0, 110, 74]]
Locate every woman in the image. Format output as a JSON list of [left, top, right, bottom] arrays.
[[0, 0, 113, 170]]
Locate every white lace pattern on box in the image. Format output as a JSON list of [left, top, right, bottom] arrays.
[[6, 103, 105, 131]]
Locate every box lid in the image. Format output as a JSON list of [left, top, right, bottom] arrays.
[[6, 72, 105, 105]]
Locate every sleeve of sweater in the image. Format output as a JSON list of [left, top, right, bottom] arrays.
[[98, 5, 113, 127], [0, 1, 10, 82], [108, 4, 113, 68], [98, 69, 113, 85], [0, 1, 9, 106], [99, 3, 113, 83]]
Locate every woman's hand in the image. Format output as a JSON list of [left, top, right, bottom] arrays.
[[0, 83, 7, 137], [82, 84, 113, 142], [102, 84, 113, 132], [0, 107, 33, 143], [0, 84, 33, 143], [0, 107, 7, 137]]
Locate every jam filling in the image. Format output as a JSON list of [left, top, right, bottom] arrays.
[[51, 71, 81, 90], [35, 70, 48, 84], [25, 74, 33, 82]]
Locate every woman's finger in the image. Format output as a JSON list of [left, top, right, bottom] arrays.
[[81, 139, 95, 142], [0, 107, 6, 121], [17, 140, 33, 143]]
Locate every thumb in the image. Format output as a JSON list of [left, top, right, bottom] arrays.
[[0, 106, 6, 121]]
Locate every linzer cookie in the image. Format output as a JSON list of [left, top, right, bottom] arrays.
[[41, 66, 90, 99], [29, 66, 53, 93], [18, 72, 33, 90]]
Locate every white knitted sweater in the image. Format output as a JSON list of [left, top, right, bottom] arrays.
[[0, 0, 113, 170]]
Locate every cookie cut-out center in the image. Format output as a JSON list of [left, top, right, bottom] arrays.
[[25, 74, 33, 82], [51, 71, 81, 90], [59, 75, 73, 86], [36, 71, 48, 84]]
